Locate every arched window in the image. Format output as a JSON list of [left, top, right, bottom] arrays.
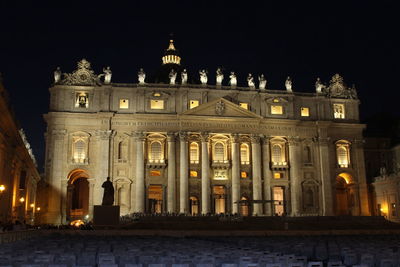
[[118, 141, 128, 160], [190, 196, 199, 215], [303, 146, 312, 164], [336, 141, 350, 168], [214, 142, 225, 161], [305, 188, 314, 207], [240, 143, 250, 164], [190, 142, 199, 163], [150, 141, 162, 161], [271, 144, 282, 164], [240, 196, 249, 216], [73, 139, 87, 164]]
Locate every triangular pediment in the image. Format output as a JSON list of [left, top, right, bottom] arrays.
[[180, 98, 262, 119]]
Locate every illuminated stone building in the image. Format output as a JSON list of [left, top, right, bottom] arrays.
[[0, 75, 41, 223], [43, 40, 370, 224]]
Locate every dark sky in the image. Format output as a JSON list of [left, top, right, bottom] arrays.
[[0, 1, 398, 171]]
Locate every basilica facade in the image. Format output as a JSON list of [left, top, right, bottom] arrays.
[[43, 40, 370, 224]]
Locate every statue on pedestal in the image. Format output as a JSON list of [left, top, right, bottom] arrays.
[[103, 66, 112, 84], [229, 72, 237, 87], [247, 73, 255, 89], [54, 67, 61, 83], [315, 77, 326, 93], [259, 74, 267, 90], [199, 69, 208, 85], [216, 68, 224, 85], [181, 69, 188, 84], [285, 76, 293, 92], [138, 68, 146, 84], [102, 177, 114, 206], [169, 69, 177, 85]]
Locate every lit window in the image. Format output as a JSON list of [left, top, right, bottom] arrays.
[[150, 170, 161, 176], [239, 103, 249, 110], [333, 104, 345, 119], [72, 138, 87, 164], [190, 142, 199, 163], [150, 100, 164, 109], [153, 92, 161, 97], [119, 99, 129, 109], [214, 170, 227, 180], [150, 141, 162, 162], [271, 105, 283, 115], [273, 98, 280, 103], [240, 143, 250, 164], [336, 141, 350, 168], [301, 107, 310, 117], [75, 93, 89, 108], [271, 144, 285, 164], [274, 172, 282, 179], [189, 100, 199, 109], [241, 172, 248, 178], [190, 171, 198, 177], [214, 142, 226, 162]]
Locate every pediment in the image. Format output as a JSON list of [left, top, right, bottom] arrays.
[[180, 98, 262, 119]]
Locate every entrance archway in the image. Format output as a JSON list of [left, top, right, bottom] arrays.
[[240, 196, 250, 216], [67, 169, 89, 221], [335, 173, 353, 215], [148, 185, 163, 214], [213, 185, 226, 214]]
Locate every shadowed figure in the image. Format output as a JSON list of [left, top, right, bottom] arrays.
[[102, 177, 114, 206]]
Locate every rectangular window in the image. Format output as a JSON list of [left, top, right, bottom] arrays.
[[239, 102, 249, 110], [273, 172, 282, 179], [75, 93, 89, 108], [271, 105, 283, 115], [189, 100, 199, 109], [119, 99, 129, 109], [150, 100, 164, 109], [301, 107, 310, 117], [333, 103, 345, 119], [150, 170, 161, 176], [241, 171, 248, 178], [190, 170, 198, 177]]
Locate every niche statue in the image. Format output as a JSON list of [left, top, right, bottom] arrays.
[[101, 177, 114, 206]]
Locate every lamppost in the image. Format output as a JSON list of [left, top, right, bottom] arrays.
[[30, 203, 35, 224], [19, 197, 25, 222], [0, 185, 5, 222]]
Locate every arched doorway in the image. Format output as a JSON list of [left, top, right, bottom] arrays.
[[335, 173, 352, 215], [240, 196, 250, 216], [67, 169, 89, 221], [189, 196, 199, 215], [213, 185, 226, 214]]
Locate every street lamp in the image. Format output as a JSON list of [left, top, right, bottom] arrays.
[[0, 184, 5, 193], [19, 197, 25, 203]]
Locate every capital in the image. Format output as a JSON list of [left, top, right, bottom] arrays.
[[133, 131, 146, 141], [95, 130, 113, 140], [230, 133, 240, 143], [200, 132, 210, 142], [167, 132, 176, 142], [250, 134, 261, 144], [288, 136, 301, 146], [317, 136, 330, 146], [52, 129, 67, 140], [179, 131, 188, 141], [261, 135, 270, 145]]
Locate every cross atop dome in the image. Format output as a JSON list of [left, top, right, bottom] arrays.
[[162, 39, 181, 65]]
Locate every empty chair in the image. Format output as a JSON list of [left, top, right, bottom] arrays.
[[353, 265, 369, 267], [327, 261, 343, 267], [172, 264, 190, 267], [196, 264, 214, 267], [343, 253, 358, 266], [48, 264, 68, 267], [124, 264, 143, 267], [379, 259, 396, 267], [307, 262, 323, 267], [360, 254, 375, 267], [97, 255, 116, 265], [288, 262, 304, 267], [221, 264, 238, 267], [266, 263, 283, 267], [148, 264, 167, 267], [98, 265, 118, 267]]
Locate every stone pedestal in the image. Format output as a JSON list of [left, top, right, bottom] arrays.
[[93, 205, 120, 226]]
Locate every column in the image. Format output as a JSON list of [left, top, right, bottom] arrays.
[[60, 180, 68, 224], [354, 139, 370, 215], [134, 132, 145, 213], [289, 137, 301, 216], [88, 179, 95, 218], [179, 132, 188, 214], [318, 137, 334, 215], [201, 133, 211, 214], [46, 129, 66, 224], [262, 136, 273, 215], [231, 134, 240, 214], [94, 130, 113, 206], [167, 133, 176, 213], [251, 134, 263, 215]]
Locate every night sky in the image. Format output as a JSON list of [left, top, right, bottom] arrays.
[[0, 1, 398, 171]]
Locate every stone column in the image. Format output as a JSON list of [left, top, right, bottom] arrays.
[[353, 139, 370, 215], [231, 134, 240, 214], [318, 137, 334, 215], [179, 132, 188, 214], [288, 137, 301, 216], [262, 136, 273, 215], [201, 133, 211, 214], [94, 130, 113, 206], [167, 133, 176, 213], [134, 132, 146, 213], [60, 180, 68, 224], [251, 134, 263, 215], [46, 129, 66, 224], [88, 179, 95, 218]]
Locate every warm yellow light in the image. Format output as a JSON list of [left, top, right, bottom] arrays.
[[271, 105, 283, 115], [119, 99, 129, 109], [190, 171, 198, 177], [239, 103, 249, 110], [189, 100, 199, 109], [301, 107, 310, 117], [274, 172, 282, 179], [150, 100, 164, 109], [30, 203, 35, 208], [36, 207, 41, 211], [0, 184, 5, 192], [19, 197, 25, 203]]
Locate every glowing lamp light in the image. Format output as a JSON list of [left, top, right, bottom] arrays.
[[30, 203, 35, 208], [19, 197, 25, 203], [0, 184, 5, 192], [36, 207, 41, 211]]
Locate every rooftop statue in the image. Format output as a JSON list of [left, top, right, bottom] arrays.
[[169, 69, 177, 85], [199, 69, 208, 85], [216, 68, 224, 86], [259, 74, 267, 90], [315, 77, 326, 93], [247, 73, 255, 89], [103, 66, 112, 84], [54, 67, 61, 83], [59, 59, 100, 86], [285, 76, 293, 92], [327, 74, 358, 99], [181, 69, 188, 84], [101, 177, 114, 206], [229, 72, 237, 87], [138, 68, 146, 84]]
